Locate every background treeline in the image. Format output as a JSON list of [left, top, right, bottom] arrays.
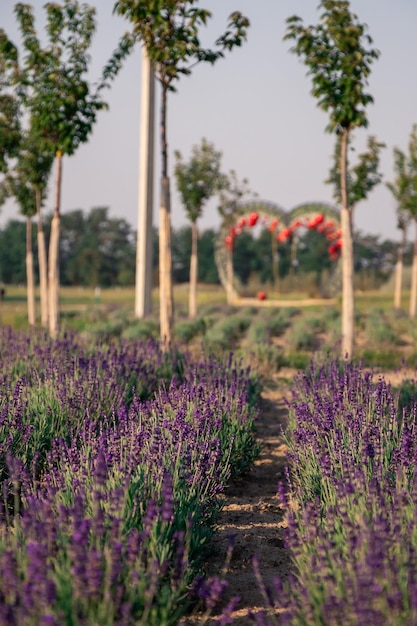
[[0, 206, 406, 288]]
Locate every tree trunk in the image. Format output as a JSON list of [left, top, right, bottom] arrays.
[[340, 129, 355, 358], [36, 187, 48, 328], [159, 85, 173, 348], [189, 220, 198, 319], [409, 219, 417, 318], [26, 216, 36, 326], [394, 230, 406, 310], [48, 151, 63, 339], [159, 177, 173, 345], [226, 246, 234, 305], [135, 47, 155, 318]]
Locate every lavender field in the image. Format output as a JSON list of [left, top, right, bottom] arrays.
[[1, 322, 417, 625], [0, 327, 260, 625]]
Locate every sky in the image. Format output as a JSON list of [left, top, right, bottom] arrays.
[[1, 1, 417, 242]]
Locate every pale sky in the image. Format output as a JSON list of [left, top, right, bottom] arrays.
[[2, 1, 417, 242]]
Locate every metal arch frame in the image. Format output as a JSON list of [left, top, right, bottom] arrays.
[[214, 200, 342, 298]]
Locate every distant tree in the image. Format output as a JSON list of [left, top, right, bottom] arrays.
[[0, 220, 29, 284], [297, 228, 333, 283], [1, 131, 53, 325], [114, 0, 249, 346], [0, 31, 54, 326], [174, 138, 225, 318], [7, 1, 131, 337], [60, 207, 136, 287], [387, 148, 413, 310], [3, 128, 53, 326], [233, 231, 261, 286], [171, 226, 191, 284], [198, 229, 219, 284], [387, 127, 417, 317], [285, 0, 380, 357], [217, 170, 256, 302]]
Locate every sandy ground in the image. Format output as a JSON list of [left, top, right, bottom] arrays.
[[184, 369, 296, 625]]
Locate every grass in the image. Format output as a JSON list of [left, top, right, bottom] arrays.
[[2, 283, 417, 373]]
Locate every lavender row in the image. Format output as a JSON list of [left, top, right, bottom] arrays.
[[0, 328, 260, 625], [250, 359, 417, 625], [0, 327, 185, 483]]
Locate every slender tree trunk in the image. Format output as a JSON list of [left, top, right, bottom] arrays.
[[409, 219, 417, 317], [159, 86, 173, 348], [136, 47, 155, 318], [189, 220, 198, 319], [26, 216, 36, 326], [340, 129, 355, 358], [36, 187, 48, 328], [48, 151, 62, 339], [226, 245, 234, 304], [394, 230, 406, 310]]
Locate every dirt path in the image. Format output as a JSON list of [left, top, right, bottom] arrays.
[[187, 370, 295, 624]]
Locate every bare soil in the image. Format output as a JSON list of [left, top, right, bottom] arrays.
[[184, 368, 296, 625]]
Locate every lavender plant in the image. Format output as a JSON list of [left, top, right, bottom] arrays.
[[0, 328, 260, 624], [261, 359, 417, 625]]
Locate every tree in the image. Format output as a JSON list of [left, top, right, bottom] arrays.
[[8, 1, 131, 338], [387, 147, 413, 310], [285, 0, 380, 358], [113, 0, 249, 346], [0, 219, 29, 284], [217, 171, 256, 302], [387, 128, 417, 317], [0, 23, 54, 326], [0, 31, 21, 177], [60, 207, 136, 287], [1, 128, 53, 325], [174, 138, 225, 318]]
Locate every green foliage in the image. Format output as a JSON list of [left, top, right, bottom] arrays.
[[174, 317, 206, 344], [326, 134, 385, 208], [365, 307, 399, 346], [114, 1, 249, 93], [0, 30, 21, 174], [174, 138, 225, 223], [266, 307, 299, 336], [245, 317, 269, 345], [286, 315, 322, 352], [1, 127, 54, 218], [243, 308, 296, 346], [122, 319, 159, 341], [286, 351, 311, 370], [0, 207, 139, 287], [241, 343, 288, 376], [61, 207, 137, 287], [284, 0, 379, 134], [217, 169, 256, 227], [387, 125, 417, 222], [12, 1, 119, 157], [0, 219, 32, 283], [203, 313, 251, 350], [396, 378, 417, 416]]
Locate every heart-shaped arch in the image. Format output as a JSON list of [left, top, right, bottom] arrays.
[[214, 200, 342, 300]]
